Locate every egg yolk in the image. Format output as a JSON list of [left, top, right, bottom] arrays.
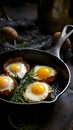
[[10, 63, 21, 72], [37, 67, 51, 79], [31, 83, 45, 95], [0, 76, 9, 89]]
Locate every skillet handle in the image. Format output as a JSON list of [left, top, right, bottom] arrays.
[[49, 25, 73, 59]]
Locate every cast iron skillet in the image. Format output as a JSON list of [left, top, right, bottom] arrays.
[[0, 25, 73, 124]]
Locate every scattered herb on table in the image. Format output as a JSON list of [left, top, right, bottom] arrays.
[[8, 115, 40, 130], [14, 37, 31, 48], [14, 39, 27, 48], [0, 35, 7, 43]]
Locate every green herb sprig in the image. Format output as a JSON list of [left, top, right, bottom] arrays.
[[14, 37, 31, 48], [8, 115, 40, 130], [10, 71, 35, 103], [0, 35, 7, 43]]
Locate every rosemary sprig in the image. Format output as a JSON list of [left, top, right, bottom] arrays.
[[10, 71, 35, 103]]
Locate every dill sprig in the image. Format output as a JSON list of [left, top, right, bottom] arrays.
[[10, 71, 35, 103]]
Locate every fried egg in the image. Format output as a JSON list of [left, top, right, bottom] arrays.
[[0, 75, 17, 96], [4, 57, 30, 79], [22, 81, 53, 102], [32, 65, 57, 82]]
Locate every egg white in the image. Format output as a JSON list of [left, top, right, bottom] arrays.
[[0, 75, 15, 92], [22, 81, 53, 102], [5, 62, 28, 79], [33, 65, 57, 80]]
